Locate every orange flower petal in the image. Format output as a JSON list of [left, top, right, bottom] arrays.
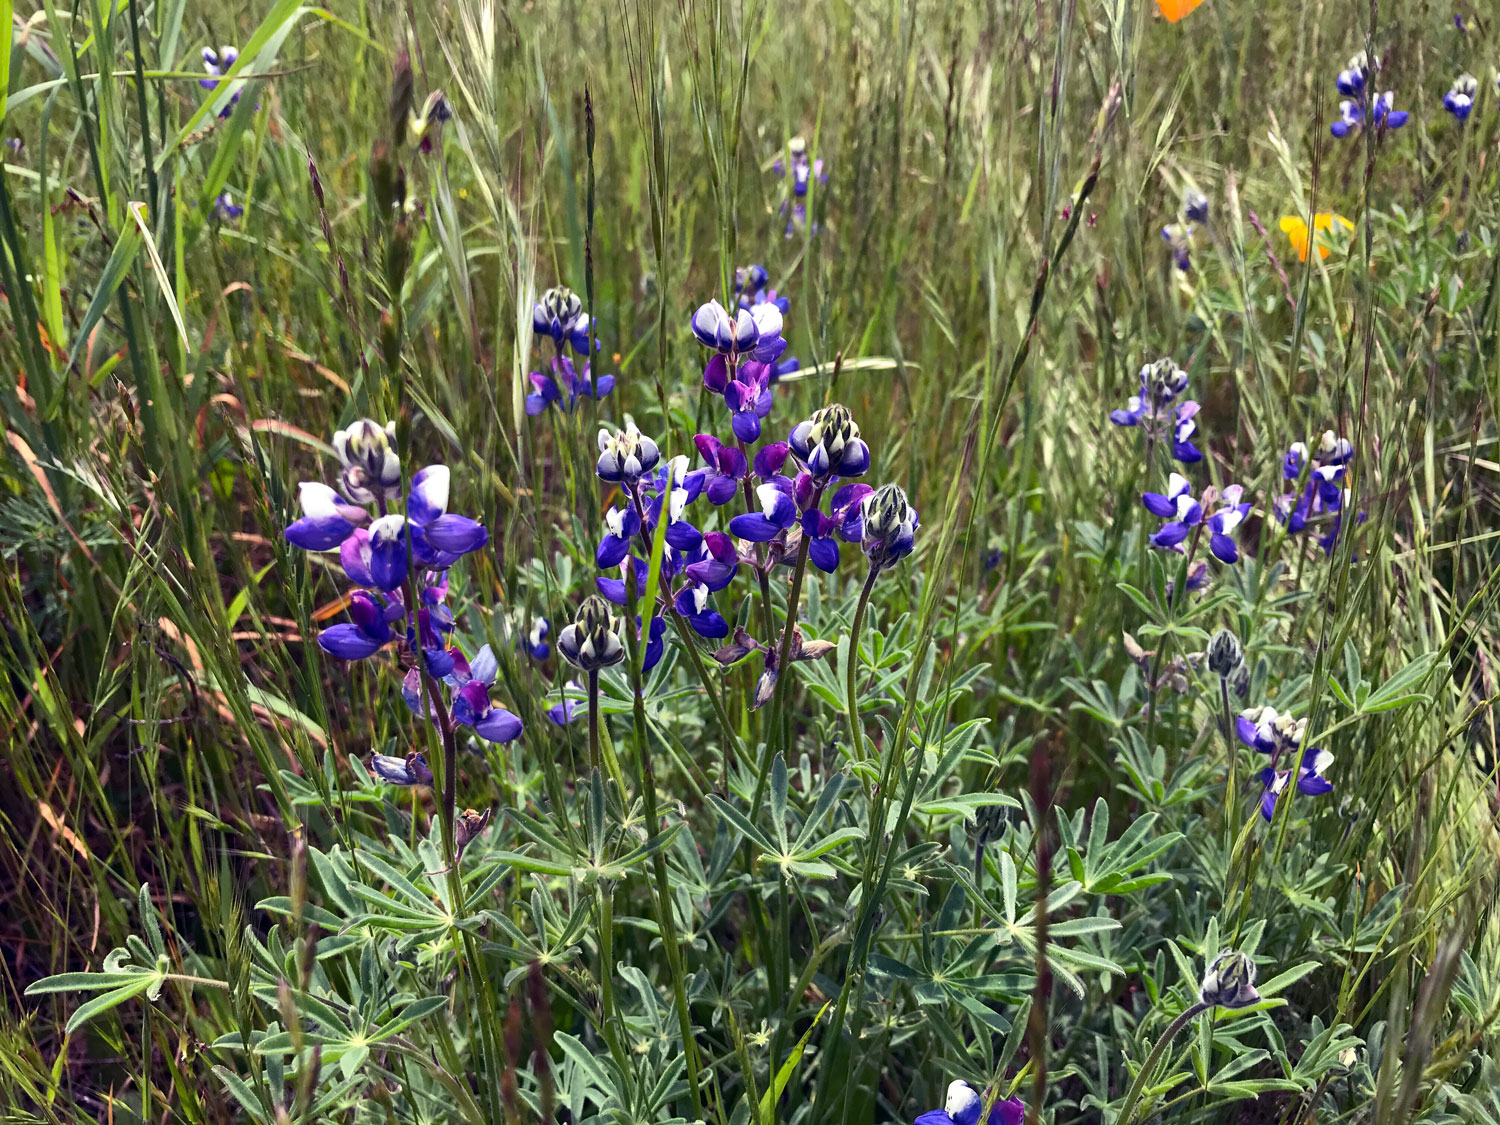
[[1157, 0, 1206, 22]]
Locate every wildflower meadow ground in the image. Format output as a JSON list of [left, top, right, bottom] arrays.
[[2, 1, 1500, 1123]]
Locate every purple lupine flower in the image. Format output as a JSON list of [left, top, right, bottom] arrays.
[[522, 617, 551, 661], [285, 482, 370, 551], [692, 299, 787, 364], [859, 483, 920, 572], [526, 355, 614, 415], [448, 644, 524, 743], [1161, 222, 1193, 271], [597, 557, 649, 606], [318, 590, 403, 660], [1142, 473, 1202, 550], [788, 404, 869, 481], [214, 192, 243, 220], [369, 751, 434, 786], [532, 286, 593, 354], [683, 531, 741, 591], [1183, 189, 1210, 224], [1258, 746, 1334, 820], [674, 582, 729, 639], [200, 46, 246, 119], [1443, 74, 1478, 122], [597, 423, 661, 484], [735, 264, 790, 314], [1236, 704, 1298, 756], [913, 1080, 1024, 1125], [1277, 431, 1354, 551], [1336, 52, 1369, 96], [1371, 90, 1409, 130], [729, 478, 799, 542], [693, 434, 750, 505], [1205, 484, 1250, 563], [1330, 100, 1362, 137], [597, 504, 643, 568], [703, 355, 776, 441], [406, 465, 490, 568], [1109, 358, 1201, 464], [801, 482, 873, 572], [548, 697, 582, 725]]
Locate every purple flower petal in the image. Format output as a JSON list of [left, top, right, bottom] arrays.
[[474, 708, 523, 743], [318, 623, 385, 660]]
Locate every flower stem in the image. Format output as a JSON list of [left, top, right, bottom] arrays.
[[844, 564, 880, 765], [755, 481, 823, 807], [1115, 1001, 1209, 1125], [587, 668, 602, 778]]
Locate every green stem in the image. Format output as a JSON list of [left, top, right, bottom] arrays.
[[844, 565, 881, 766], [1115, 1002, 1209, 1125], [587, 668, 602, 778]]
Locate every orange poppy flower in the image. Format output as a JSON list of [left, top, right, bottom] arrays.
[[1279, 213, 1355, 261], [1157, 0, 1206, 22]]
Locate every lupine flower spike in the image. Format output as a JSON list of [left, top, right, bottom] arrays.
[[1109, 358, 1202, 464], [596, 422, 661, 484], [1330, 52, 1408, 137], [789, 404, 870, 481], [528, 286, 613, 413], [1443, 73, 1478, 122], [860, 483, 919, 572], [1277, 431, 1355, 554], [200, 46, 245, 118], [912, 1080, 1024, 1125]]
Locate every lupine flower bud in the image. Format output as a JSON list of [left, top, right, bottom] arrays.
[[558, 596, 625, 671], [334, 419, 402, 503], [596, 422, 661, 484], [1207, 628, 1243, 678], [1199, 950, 1261, 1009], [860, 483, 919, 572], [789, 403, 870, 480], [1141, 357, 1189, 406], [454, 807, 492, 851], [534, 286, 586, 342]]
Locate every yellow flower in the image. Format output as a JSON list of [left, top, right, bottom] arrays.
[[1279, 212, 1355, 261], [1156, 0, 1206, 21]]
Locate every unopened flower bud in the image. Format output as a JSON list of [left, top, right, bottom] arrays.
[[534, 286, 586, 342], [1141, 357, 1189, 406], [1207, 629, 1243, 678], [596, 422, 660, 484], [334, 419, 402, 503], [1199, 950, 1260, 1009], [790, 403, 870, 480], [558, 596, 625, 671], [860, 483, 919, 571]]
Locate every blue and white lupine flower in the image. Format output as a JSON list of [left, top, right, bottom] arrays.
[[691, 299, 787, 364], [1331, 100, 1362, 137], [369, 751, 434, 786], [405, 465, 490, 569], [200, 45, 245, 118], [597, 505, 643, 568], [1183, 189, 1209, 224], [1278, 431, 1354, 551], [683, 531, 740, 591], [214, 192, 243, 220], [1236, 705, 1301, 756], [284, 482, 370, 551], [788, 403, 870, 481], [674, 582, 729, 639], [597, 422, 661, 484], [912, 1080, 1024, 1125], [729, 478, 799, 542], [548, 696, 582, 726], [532, 286, 593, 354], [800, 483, 873, 572], [692, 434, 750, 505], [1371, 91, 1410, 130], [526, 356, 614, 415], [1109, 358, 1202, 463], [318, 590, 403, 660], [1258, 746, 1334, 820], [1205, 484, 1250, 563], [1336, 52, 1369, 96], [735, 264, 790, 314], [1443, 74, 1478, 122], [523, 617, 551, 661], [448, 644, 524, 743], [1161, 222, 1193, 271], [1142, 473, 1202, 550]]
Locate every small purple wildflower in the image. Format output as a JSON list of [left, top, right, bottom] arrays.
[[1443, 74, 1478, 122]]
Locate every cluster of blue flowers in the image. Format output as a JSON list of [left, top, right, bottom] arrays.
[[1276, 431, 1355, 555], [282, 419, 523, 787], [527, 286, 615, 415], [1109, 357, 1204, 464], [1236, 705, 1334, 820], [1329, 52, 1409, 138], [563, 266, 916, 707], [1160, 188, 1209, 272], [913, 1080, 1024, 1125], [773, 136, 828, 238]]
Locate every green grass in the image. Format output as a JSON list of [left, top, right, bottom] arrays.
[[3, 0, 1500, 1123]]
